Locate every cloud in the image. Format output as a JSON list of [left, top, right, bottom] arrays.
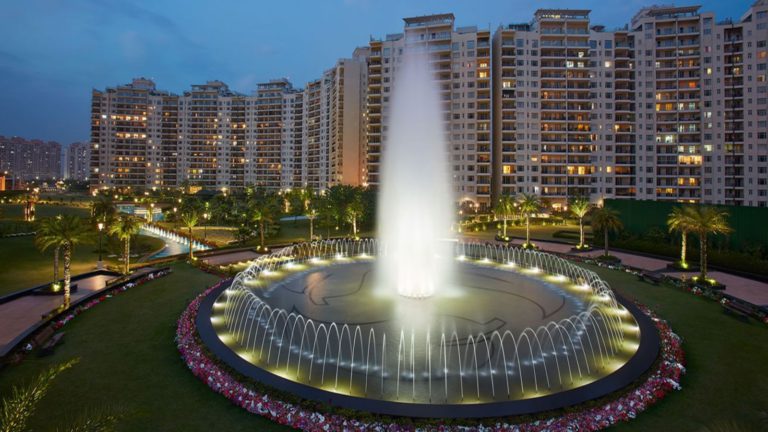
[[119, 31, 145, 62], [80, 0, 202, 51]]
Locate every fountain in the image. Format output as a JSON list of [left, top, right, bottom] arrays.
[[195, 52, 659, 418], [377, 50, 454, 299]]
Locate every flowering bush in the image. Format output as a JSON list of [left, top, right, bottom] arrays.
[[178, 282, 686, 432]]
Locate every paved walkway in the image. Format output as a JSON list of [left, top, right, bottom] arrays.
[[0, 269, 162, 356], [466, 237, 768, 306], [202, 250, 261, 266]]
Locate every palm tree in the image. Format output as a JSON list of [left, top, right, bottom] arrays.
[[108, 214, 142, 275], [179, 209, 200, 261], [90, 194, 116, 225], [516, 193, 541, 247], [667, 206, 693, 267], [591, 206, 623, 257], [684, 206, 732, 281], [35, 218, 60, 288], [1, 359, 79, 432], [494, 196, 516, 239], [570, 197, 591, 249], [246, 191, 281, 251], [34, 215, 92, 308], [23, 191, 38, 222], [0, 358, 122, 432]]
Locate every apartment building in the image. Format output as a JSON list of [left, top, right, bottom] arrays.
[[89, 2, 768, 207], [65, 141, 90, 180], [90, 68, 366, 193], [91, 78, 170, 190], [366, 14, 493, 209], [0, 136, 62, 181]]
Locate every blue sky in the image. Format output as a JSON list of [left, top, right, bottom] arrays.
[[0, 0, 755, 145]]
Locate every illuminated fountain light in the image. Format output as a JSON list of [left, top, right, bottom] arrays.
[[212, 239, 644, 406]]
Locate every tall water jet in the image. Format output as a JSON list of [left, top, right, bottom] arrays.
[[377, 50, 455, 299]]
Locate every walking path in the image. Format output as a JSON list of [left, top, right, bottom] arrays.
[[467, 237, 768, 306], [0, 268, 159, 356], [201, 250, 261, 266]]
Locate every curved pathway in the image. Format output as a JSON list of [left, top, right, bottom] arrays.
[[465, 237, 768, 306]]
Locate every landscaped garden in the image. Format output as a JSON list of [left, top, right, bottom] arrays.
[[2, 187, 767, 431], [1, 260, 766, 431]]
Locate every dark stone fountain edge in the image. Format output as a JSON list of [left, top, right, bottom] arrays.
[[196, 280, 660, 419]]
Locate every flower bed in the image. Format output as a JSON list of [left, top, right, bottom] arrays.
[[177, 281, 686, 432]]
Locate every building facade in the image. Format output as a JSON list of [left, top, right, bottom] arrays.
[[89, 2, 768, 207], [366, 14, 494, 209], [90, 70, 366, 193], [65, 141, 90, 180], [0, 136, 62, 181]]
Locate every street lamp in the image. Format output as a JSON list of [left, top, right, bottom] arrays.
[[149, 202, 155, 222], [97, 222, 105, 269]]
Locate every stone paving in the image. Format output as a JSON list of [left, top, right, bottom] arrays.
[[201, 250, 261, 266]]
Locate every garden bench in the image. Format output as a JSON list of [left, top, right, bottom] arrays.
[[31, 325, 54, 347], [38, 332, 65, 357], [722, 301, 752, 321], [638, 272, 663, 285]]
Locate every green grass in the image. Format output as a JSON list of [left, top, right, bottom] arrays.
[[0, 261, 765, 430], [0, 262, 291, 431], [0, 203, 90, 220], [587, 264, 768, 431], [161, 219, 374, 248], [462, 223, 592, 245], [0, 234, 165, 297]]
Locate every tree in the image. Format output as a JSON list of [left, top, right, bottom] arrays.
[[315, 194, 337, 239], [516, 193, 542, 247], [108, 215, 142, 275], [23, 191, 38, 222], [179, 209, 200, 261], [570, 197, 591, 249], [34, 215, 92, 308], [591, 206, 623, 257], [345, 196, 364, 238], [35, 218, 60, 288], [90, 194, 116, 225], [306, 206, 318, 241], [684, 206, 732, 281], [209, 194, 233, 226], [326, 185, 356, 229], [494, 195, 516, 239], [667, 206, 693, 267], [246, 191, 281, 251]]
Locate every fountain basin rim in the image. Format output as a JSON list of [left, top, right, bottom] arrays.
[[196, 279, 661, 419]]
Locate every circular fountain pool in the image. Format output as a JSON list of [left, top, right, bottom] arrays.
[[197, 240, 658, 418]]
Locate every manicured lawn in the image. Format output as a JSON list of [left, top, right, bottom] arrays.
[[0, 203, 91, 220], [0, 262, 291, 431], [587, 264, 768, 431], [0, 234, 165, 297], [462, 222, 592, 245], [0, 260, 765, 430], [161, 219, 374, 248]]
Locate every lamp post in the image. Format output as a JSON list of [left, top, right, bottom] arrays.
[[149, 202, 155, 222], [97, 222, 105, 269]]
